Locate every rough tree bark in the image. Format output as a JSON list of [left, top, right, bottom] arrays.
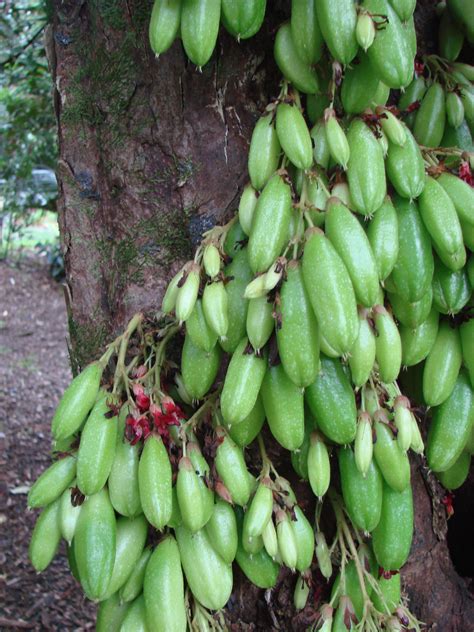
[[47, 1, 473, 629]]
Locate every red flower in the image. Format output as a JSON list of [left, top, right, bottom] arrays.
[[125, 414, 151, 445], [414, 60, 424, 76], [132, 383, 150, 413], [441, 492, 455, 518], [150, 398, 186, 441], [459, 161, 474, 187]]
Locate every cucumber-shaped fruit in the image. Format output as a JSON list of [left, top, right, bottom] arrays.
[[238, 184, 258, 236], [181, 333, 221, 400], [356, 12, 376, 51], [315, 0, 358, 64], [248, 173, 292, 274], [326, 199, 380, 306], [221, 248, 253, 354], [447, 0, 474, 44], [393, 396, 413, 453], [248, 114, 281, 191], [388, 287, 432, 330], [291, 0, 324, 64], [108, 411, 142, 518], [460, 320, 474, 387], [432, 258, 471, 315], [51, 361, 103, 440], [176, 524, 233, 610], [378, 108, 407, 146], [354, 412, 374, 476], [437, 172, 474, 226], [202, 281, 228, 340], [162, 268, 184, 314], [215, 427, 252, 506], [274, 23, 319, 94], [364, 0, 414, 88], [423, 322, 462, 407], [74, 488, 116, 600], [276, 511, 298, 570], [221, 0, 266, 39], [29, 499, 62, 572], [221, 337, 267, 426], [291, 505, 315, 572], [235, 508, 279, 587], [120, 547, 152, 603], [366, 197, 399, 282], [441, 120, 474, 152], [247, 295, 274, 351], [325, 110, 350, 170], [373, 305, 402, 384], [307, 432, 330, 498], [389, 0, 416, 20], [302, 228, 359, 356], [28, 455, 76, 509], [385, 125, 425, 199], [305, 356, 357, 445], [261, 364, 305, 450], [373, 418, 411, 491], [341, 53, 380, 114], [96, 592, 128, 632], [399, 75, 427, 112], [276, 261, 320, 387], [138, 434, 172, 530], [413, 82, 446, 147], [228, 395, 265, 447], [186, 299, 217, 352], [372, 482, 413, 571], [203, 245, 221, 280], [180, 0, 220, 67], [437, 451, 471, 490], [143, 536, 186, 632], [294, 575, 310, 611], [177, 456, 211, 532], [371, 571, 401, 614], [77, 393, 118, 496], [400, 309, 439, 367], [446, 91, 465, 128], [175, 263, 200, 323], [276, 102, 313, 170], [311, 121, 330, 169], [59, 485, 82, 544], [426, 371, 474, 472], [205, 499, 238, 563], [390, 197, 434, 303], [120, 596, 147, 632], [149, 0, 182, 56], [244, 479, 273, 538], [339, 447, 383, 533], [349, 309, 376, 388]]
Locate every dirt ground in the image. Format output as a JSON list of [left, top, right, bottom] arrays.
[[0, 256, 95, 630]]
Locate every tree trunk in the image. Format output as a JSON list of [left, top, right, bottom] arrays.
[[47, 1, 474, 628]]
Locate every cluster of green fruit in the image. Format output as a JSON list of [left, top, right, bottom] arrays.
[[29, 0, 474, 630]]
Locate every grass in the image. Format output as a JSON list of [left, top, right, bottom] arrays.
[[1, 210, 59, 256]]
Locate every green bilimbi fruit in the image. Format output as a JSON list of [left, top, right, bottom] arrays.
[[149, 0, 182, 56], [400, 309, 439, 367], [51, 361, 103, 441], [177, 456, 210, 532], [202, 281, 228, 340], [59, 485, 82, 544], [74, 488, 116, 600], [439, 8, 465, 61], [315, 0, 358, 64], [441, 121, 474, 154], [238, 184, 258, 236], [162, 268, 184, 314], [447, 0, 474, 45], [77, 393, 118, 496], [228, 395, 265, 447], [96, 592, 128, 632], [388, 287, 432, 329], [446, 92, 465, 129], [108, 410, 142, 518], [120, 547, 152, 603], [175, 263, 200, 323], [460, 320, 474, 387], [235, 509, 279, 587], [274, 23, 319, 94], [432, 258, 471, 315], [302, 228, 359, 356], [291, 0, 324, 64], [354, 412, 374, 476], [413, 83, 446, 147], [248, 173, 292, 274], [390, 197, 434, 303], [373, 305, 402, 384], [315, 532, 332, 579], [244, 274, 267, 300], [186, 299, 217, 353], [168, 486, 182, 529], [341, 53, 380, 114], [437, 172, 474, 226], [325, 110, 350, 170], [247, 296, 274, 351], [393, 396, 413, 453], [180, 0, 220, 67], [120, 596, 147, 632], [372, 481, 413, 571], [261, 364, 305, 450], [181, 333, 221, 400], [307, 432, 330, 498], [138, 434, 172, 530], [399, 75, 427, 112], [366, 197, 399, 282], [262, 517, 279, 559], [373, 415, 411, 491], [203, 243, 221, 279], [102, 515, 148, 600], [143, 536, 186, 632], [294, 575, 310, 611], [419, 177, 465, 271], [276, 262, 320, 387], [348, 309, 376, 388], [311, 121, 330, 169], [339, 447, 383, 533], [176, 524, 233, 610], [291, 421, 311, 480], [331, 181, 355, 210], [452, 62, 474, 82], [437, 451, 471, 490], [29, 499, 62, 572], [385, 125, 425, 200], [389, 0, 416, 20], [215, 427, 252, 506], [423, 322, 462, 407], [221, 248, 253, 354], [426, 370, 474, 472], [28, 455, 76, 509], [378, 108, 406, 146], [306, 356, 358, 445], [276, 102, 313, 171], [364, 0, 414, 88], [221, 0, 266, 39], [205, 499, 238, 563], [371, 571, 401, 614], [244, 478, 273, 538], [356, 12, 375, 51], [186, 443, 214, 523], [326, 199, 380, 306], [248, 114, 281, 191], [276, 511, 298, 570], [221, 337, 267, 425], [291, 506, 315, 572]]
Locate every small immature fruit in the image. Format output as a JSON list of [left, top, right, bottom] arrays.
[[388, 287, 432, 330], [274, 23, 320, 94], [437, 451, 471, 490], [371, 571, 401, 614], [373, 305, 402, 384], [96, 592, 128, 632], [180, 0, 221, 68], [181, 333, 221, 400], [138, 434, 172, 530], [378, 108, 406, 146], [161, 268, 184, 314], [202, 281, 229, 339], [221, 0, 266, 40], [423, 322, 462, 407], [393, 396, 413, 453], [149, 0, 182, 56], [325, 110, 350, 170], [247, 296, 274, 351], [291, 506, 315, 572], [437, 172, 474, 226], [307, 432, 330, 498], [177, 456, 210, 533], [373, 415, 411, 492], [175, 263, 200, 323], [59, 485, 82, 544], [385, 125, 425, 200], [227, 395, 265, 447], [120, 547, 152, 603], [276, 511, 298, 570], [205, 499, 238, 564], [244, 479, 274, 539], [432, 258, 471, 316], [215, 427, 252, 506], [29, 499, 62, 572], [238, 184, 258, 236], [294, 575, 310, 610], [446, 91, 465, 129], [460, 320, 474, 387], [366, 196, 399, 282], [120, 596, 147, 632], [356, 12, 375, 51], [414, 83, 446, 148], [315, 0, 358, 64], [262, 517, 279, 560], [28, 455, 76, 509], [248, 114, 281, 191], [276, 102, 313, 170], [349, 309, 376, 387], [221, 248, 253, 354], [354, 412, 374, 476], [203, 243, 221, 278], [315, 531, 332, 579]]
